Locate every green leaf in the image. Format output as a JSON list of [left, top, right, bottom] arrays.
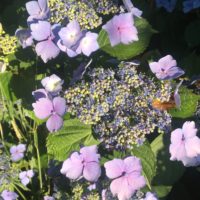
[[153, 185, 172, 199], [151, 133, 185, 186], [46, 119, 99, 161], [169, 87, 200, 118], [131, 142, 156, 189], [0, 72, 16, 101], [98, 18, 153, 60]]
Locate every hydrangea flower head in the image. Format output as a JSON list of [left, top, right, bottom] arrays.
[[1, 190, 18, 200], [76, 32, 99, 56], [144, 192, 158, 200], [170, 121, 200, 166], [32, 96, 66, 132], [30, 21, 60, 63], [149, 55, 185, 80], [19, 170, 34, 186], [104, 156, 146, 200], [102, 13, 138, 47], [183, 0, 200, 13], [60, 145, 101, 182], [15, 29, 33, 48], [26, 0, 50, 22], [10, 144, 26, 162], [41, 74, 63, 94]]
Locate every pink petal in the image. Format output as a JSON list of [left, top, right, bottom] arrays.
[[182, 121, 197, 139], [169, 142, 186, 161], [30, 21, 51, 41], [80, 145, 100, 163], [104, 159, 125, 179], [170, 128, 183, 144], [120, 26, 138, 44], [158, 55, 177, 70], [21, 177, 30, 186], [60, 152, 83, 180], [185, 137, 200, 157], [83, 162, 101, 182], [149, 62, 161, 74], [110, 177, 135, 200], [35, 40, 60, 63], [26, 1, 40, 16], [127, 173, 146, 191], [124, 156, 142, 174], [32, 98, 53, 119], [53, 97, 66, 116], [46, 114, 63, 132]]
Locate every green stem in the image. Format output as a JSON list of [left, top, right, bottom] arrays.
[[33, 129, 43, 190], [12, 184, 26, 200]]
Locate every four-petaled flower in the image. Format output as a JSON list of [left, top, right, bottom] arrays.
[[10, 144, 26, 162], [19, 170, 34, 186], [32, 96, 66, 132], [15, 29, 33, 48], [104, 156, 146, 200], [149, 55, 185, 80], [41, 74, 63, 95], [103, 13, 138, 47], [60, 145, 101, 182], [170, 121, 200, 166]]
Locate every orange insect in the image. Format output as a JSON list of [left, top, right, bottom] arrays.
[[152, 99, 176, 111]]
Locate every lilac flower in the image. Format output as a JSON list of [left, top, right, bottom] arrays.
[[41, 74, 63, 94], [149, 55, 185, 80], [183, 0, 200, 13], [87, 183, 96, 191], [26, 0, 50, 22], [57, 20, 83, 57], [170, 121, 200, 166], [156, 0, 177, 12], [144, 192, 158, 200], [10, 144, 26, 162], [102, 13, 138, 47], [19, 170, 34, 186], [76, 32, 99, 56], [104, 156, 146, 200], [15, 29, 33, 48], [44, 196, 55, 200], [60, 145, 101, 182], [32, 97, 66, 132], [58, 20, 82, 49], [1, 190, 18, 200], [122, 0, 143, 17], [30, 21, 60, 63]]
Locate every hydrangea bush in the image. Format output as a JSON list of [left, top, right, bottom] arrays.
[[0, 0, 200, 199]]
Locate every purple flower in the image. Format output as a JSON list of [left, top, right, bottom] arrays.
[[57, 20, 83, 57], [41, 74, 63, 94], [149, 55, 185, 80], [1, 190, 18, 200], [32, 97, 66, 132], [10, 144, 26, 162], [102, 13, 138, 47], [104, 156, 146, 200], [30, 21, 60, 63], [60, 145, 101, 182], [144, 192, 158, 200], [76, 32, 99, 56], [26, 0, 50, 22], [170, 121, 200, 166], [44, 196, 55, 200], [19, 170, 34, 186], [15, 28, 33, 48]]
